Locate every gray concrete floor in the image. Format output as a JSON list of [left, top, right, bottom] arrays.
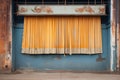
[[0, 71, 120, 80]]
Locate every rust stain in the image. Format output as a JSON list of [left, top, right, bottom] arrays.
[[112, 21, 115, 37], [0, 0, 11, 71], [3, 54, 11, 70], [75, 8, 84, 13], [0, 54, 5, 70], [117, 3, 120, 70], [99, 7, 105, 14], [111, 2, 116, 45], [55, 56, 62, 60], [119, 22, 120, 70], [32, 6, 42, 13], [85, 6, 95, 13], [96, 54, 105, 62], [75, 6, 95, 13], [0, 40, 6, 54], [18, 7, 27, 13], [32, 6, 53, 13], [0, 54, 11, 70]]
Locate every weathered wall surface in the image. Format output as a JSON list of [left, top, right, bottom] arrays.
[[12, 24, 110, 71], [12, 0, 111, 71], [0, 0, 11, 71], [117, 0, 120, 71]]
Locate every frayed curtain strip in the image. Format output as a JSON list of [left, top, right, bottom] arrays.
[[22, 16, 102, 54], [22, 48, 102, 54]]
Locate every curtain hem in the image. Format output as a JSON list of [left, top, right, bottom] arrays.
[[22, 48, 102, 54]]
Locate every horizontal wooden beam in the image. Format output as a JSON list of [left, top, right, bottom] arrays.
[[17, 5, 106, 16]]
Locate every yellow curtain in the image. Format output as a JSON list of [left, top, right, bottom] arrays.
[[22, 16, 102, 54]]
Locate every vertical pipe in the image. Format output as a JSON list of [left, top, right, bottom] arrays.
[[11, 0, 15, 72], [72, 0, 74, 5], [101, 0, 102, 4], [42, 0, 44, 5], [119, 0, 120, 71], [8, 0, 12, 72], [65, 0, 66, 5], [58, 0, 59, 5], [110, 0, 116, 71], [116, 0, 120, 71], [94, 0, 96, 5], [88, 0, 89, 4]]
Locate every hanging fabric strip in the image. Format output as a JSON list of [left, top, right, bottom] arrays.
[[22, 16, 102, 54]]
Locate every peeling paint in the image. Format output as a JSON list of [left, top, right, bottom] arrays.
[[110, 0, 116, 71], [96, 54, 105, 62]]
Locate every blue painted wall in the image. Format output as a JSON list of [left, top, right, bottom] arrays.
[[12, 24, 111, 71], [12, 0, 111, 71]]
